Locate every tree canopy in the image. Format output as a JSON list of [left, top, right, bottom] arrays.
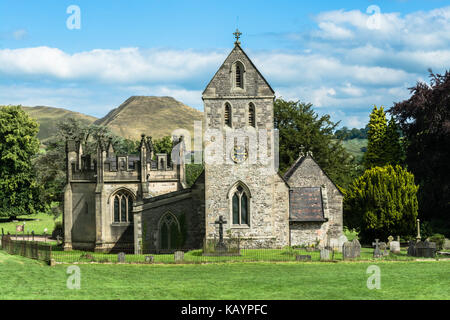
[[274, 98, 357, 188], [0, 106, 45, 218], [389, 69, 450, 236]]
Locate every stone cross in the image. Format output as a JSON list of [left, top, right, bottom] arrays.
[[416, 219, 421, 242], [233, 28, 242, 44], [372, 239, 382, 258], [215, 215, 227, 250]]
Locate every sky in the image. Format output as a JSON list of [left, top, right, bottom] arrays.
[[0, 0, 449, 128]]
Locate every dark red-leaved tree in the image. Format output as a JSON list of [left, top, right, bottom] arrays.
[[389, 69, 450, 236]]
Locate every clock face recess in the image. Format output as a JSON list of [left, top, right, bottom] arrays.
[[231, 145, 248, 163]]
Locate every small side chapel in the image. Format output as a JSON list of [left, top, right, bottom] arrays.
[[63, 31, 344, 253]]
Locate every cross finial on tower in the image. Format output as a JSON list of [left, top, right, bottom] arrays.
[[233, 28, 242, 45]]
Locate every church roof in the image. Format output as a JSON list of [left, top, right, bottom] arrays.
[[289, 187, 327, 222], [202, 43, 275, 97]]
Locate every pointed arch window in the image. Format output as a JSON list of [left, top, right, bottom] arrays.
[[234, 61, 244, 89], [159, 212, 181, 250], [224, 103, 232, 127], [112, 190, 134, 223], [249, 103, 256, 127], [230, 183, 250, 226]]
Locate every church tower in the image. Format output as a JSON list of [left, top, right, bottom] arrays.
[[202, 30, 290, 248]]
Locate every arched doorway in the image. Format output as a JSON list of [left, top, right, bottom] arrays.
[[158, 212, 181, 251]]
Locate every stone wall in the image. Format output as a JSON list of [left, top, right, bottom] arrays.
[[285, 155, 344, 246]]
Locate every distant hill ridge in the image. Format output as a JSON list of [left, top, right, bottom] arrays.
[[3, 96, 203, 143], [94, 96, 203, 141]]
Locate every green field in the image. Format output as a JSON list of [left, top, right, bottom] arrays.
[[0, 251, 449, 300], [0, 212, 61, 236], [341, 138, 368, 163]]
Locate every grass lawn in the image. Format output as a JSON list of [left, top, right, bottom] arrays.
[[1, 250, 449, 300], [0, 212, 61, 236]]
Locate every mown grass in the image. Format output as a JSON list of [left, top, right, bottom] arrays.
[[0, 212, 61, 236], [0, 250, 449, 300]]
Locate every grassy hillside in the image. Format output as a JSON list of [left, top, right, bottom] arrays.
[[94, 96, 203, 141], [20, 106, 98, 142], [341, 138, 368, 163]]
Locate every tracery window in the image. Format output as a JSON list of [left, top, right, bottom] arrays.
[[230, 183, 250, 225], [112, 190, 134, 223]]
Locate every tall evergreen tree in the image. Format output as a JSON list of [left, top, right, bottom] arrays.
[[0, 106, 45, 218], [363, 106, 388, 169], [385, 117, 404, 166]]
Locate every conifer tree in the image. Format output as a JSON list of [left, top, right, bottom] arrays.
[[363, 106, 388, 169], [343, 165, 419, 243], [385, 117, 404, 166]]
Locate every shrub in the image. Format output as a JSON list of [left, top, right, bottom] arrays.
[[428, 234, 445, 251], [344, 165, 419, 244]]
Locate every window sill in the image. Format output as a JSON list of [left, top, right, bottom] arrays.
[[230, 225, 250, 229], [111, 222, 134, 227]]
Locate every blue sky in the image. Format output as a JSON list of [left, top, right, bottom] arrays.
[[1, 0, 449, 128]]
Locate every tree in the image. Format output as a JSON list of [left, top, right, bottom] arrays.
[[363, 106, 388, 168], [0, 106, 45, 218], [389, 69, 450, 236], [384, 117, 404, 166], [34, 118, 139, 215], [153, 136, 173, 155], [274, 98, 357, 188], [343, 165, 419, 243]]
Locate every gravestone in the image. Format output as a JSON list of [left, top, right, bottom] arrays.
[[415, 241, 436, 258], [118, 252, 126, 263], [379, 242, 389, 256], [145, 255, 154, 263], [387, 235, 394, 246], [407, 240, 416, 256], [443, 239, 450, 250], [343, 239, 361, 260], [372, 239, 382, 258], [214, 215, 228, 252], [390, 241, 401, 254], [174, 251, 184, 263], [296, 255, 311, 261], [320, 248, 331, 261], [337, 235, 348, 252]]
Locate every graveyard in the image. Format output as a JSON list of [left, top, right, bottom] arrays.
[[1, 250, 449, 300]]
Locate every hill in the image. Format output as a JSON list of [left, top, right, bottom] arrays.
[[94, 96, 203, 141], [1, 105, 98, 143], [341, 138, 368, 163]]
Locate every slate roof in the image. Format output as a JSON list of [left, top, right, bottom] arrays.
[[289, 187, 327, 222]]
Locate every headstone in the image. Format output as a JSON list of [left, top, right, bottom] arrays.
[[145, 255, 154, 263], [372, 239, 382, 258], [415, 241, 436, 258], [387, 235, 394, 246], [390, 241, 401, 254], [174, 251, 184, 263], [337, 235, 348, 252], [343, 239, 361, 260], [443, 239, 450, 250], [320, 248, 331, 261], [118, 252, 126, 263], [296, 255, 311, 261], [407, 240, 416, 256], [379, 242, 389, 256]]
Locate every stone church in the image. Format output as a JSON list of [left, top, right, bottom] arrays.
[[63, 33, 343, 252]]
